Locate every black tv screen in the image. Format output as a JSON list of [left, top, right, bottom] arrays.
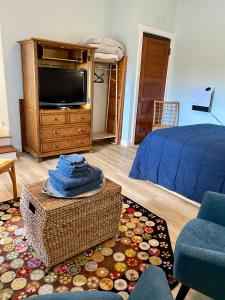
[[38, 67, 87, 107]]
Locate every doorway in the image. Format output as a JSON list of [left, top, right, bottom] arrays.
[[135, 33, 171, 143]]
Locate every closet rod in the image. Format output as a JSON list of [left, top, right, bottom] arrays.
[[94, 67, 117, 71], [93, 79, 116, 84]]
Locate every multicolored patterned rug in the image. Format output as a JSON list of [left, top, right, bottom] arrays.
[[0, 197, 177, 299]]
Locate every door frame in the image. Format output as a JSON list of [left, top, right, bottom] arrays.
[[130, 24, 175, 145]]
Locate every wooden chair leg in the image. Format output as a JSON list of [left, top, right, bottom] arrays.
[[8, 163, 17, 201], [175, 284, 190, 300]]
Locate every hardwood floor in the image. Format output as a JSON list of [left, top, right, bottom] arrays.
[[0, 142, 211, 300]]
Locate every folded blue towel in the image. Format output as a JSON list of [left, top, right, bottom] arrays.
[[48, 165, 102, 191], [59, 154, 86, 165], [57, 160, 88, 178], [57, 167, 88, 178], [50, 177, 103, 197], [49, 153, 104, 196], [57, 153, 89, 177]]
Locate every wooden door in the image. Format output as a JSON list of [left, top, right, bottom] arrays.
[[135, 33, 171, 143]]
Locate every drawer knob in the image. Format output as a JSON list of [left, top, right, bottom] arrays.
[[54, 118, 58, 121]]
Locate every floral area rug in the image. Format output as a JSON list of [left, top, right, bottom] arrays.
[[0, 197, 177, 299]]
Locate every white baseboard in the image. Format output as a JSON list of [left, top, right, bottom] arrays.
[[14, 145, 22, 152], [120, 139, 134, 147], [0, 152, 17, 160], [0, 137, 11, 146], [0, 124, 10, 133]]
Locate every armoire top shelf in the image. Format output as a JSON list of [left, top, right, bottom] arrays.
[[42, 56, 83, 63], [17, 37, 97, 51], [18, 37, 97, 65]]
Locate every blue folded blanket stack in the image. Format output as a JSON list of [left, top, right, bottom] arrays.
[[48, 154, 103, 197]]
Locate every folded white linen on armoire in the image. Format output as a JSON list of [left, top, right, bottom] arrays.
[[88, 43, 124, 60], [80, 35, 125, 62], [94, 53, 119, 63], [81, 35, 124, 51]]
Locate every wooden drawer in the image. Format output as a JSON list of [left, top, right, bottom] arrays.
[[69, 112, 90, 124], [41, 125, 90, 139], [40, 114, 66, 126], [41, 137, 90, 153]]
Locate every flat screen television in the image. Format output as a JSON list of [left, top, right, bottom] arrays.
[[38, 67, 87, 107]]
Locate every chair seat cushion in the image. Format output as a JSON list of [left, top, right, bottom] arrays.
[[176, 218, 225, 252]]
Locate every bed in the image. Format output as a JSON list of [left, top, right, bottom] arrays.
[[129, 124, 225, 203]]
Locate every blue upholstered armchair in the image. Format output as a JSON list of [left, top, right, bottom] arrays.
[[33, 265, 173, 300], [174, 191, 225, 300]]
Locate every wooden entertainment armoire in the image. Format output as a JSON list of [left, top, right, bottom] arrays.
[[18, 37, 127, 160]]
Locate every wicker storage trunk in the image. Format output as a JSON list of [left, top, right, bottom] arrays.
[[20, 179, 122, 268]]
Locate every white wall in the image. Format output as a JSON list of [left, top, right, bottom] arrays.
[[110, 0, 177, 144], [0, 27, 9, 130], [0, 0, 112, 148], [168, 0, 225, 126], [0, 0, 178, 148]]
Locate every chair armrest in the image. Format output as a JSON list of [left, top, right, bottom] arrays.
[[129, 265, 173, 300], [198, 191, 225, 227], [175, 243, 225, 272], [174, 243, 225, 297]]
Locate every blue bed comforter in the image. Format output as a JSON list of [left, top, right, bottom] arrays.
[[129, 124, 225, 203]]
